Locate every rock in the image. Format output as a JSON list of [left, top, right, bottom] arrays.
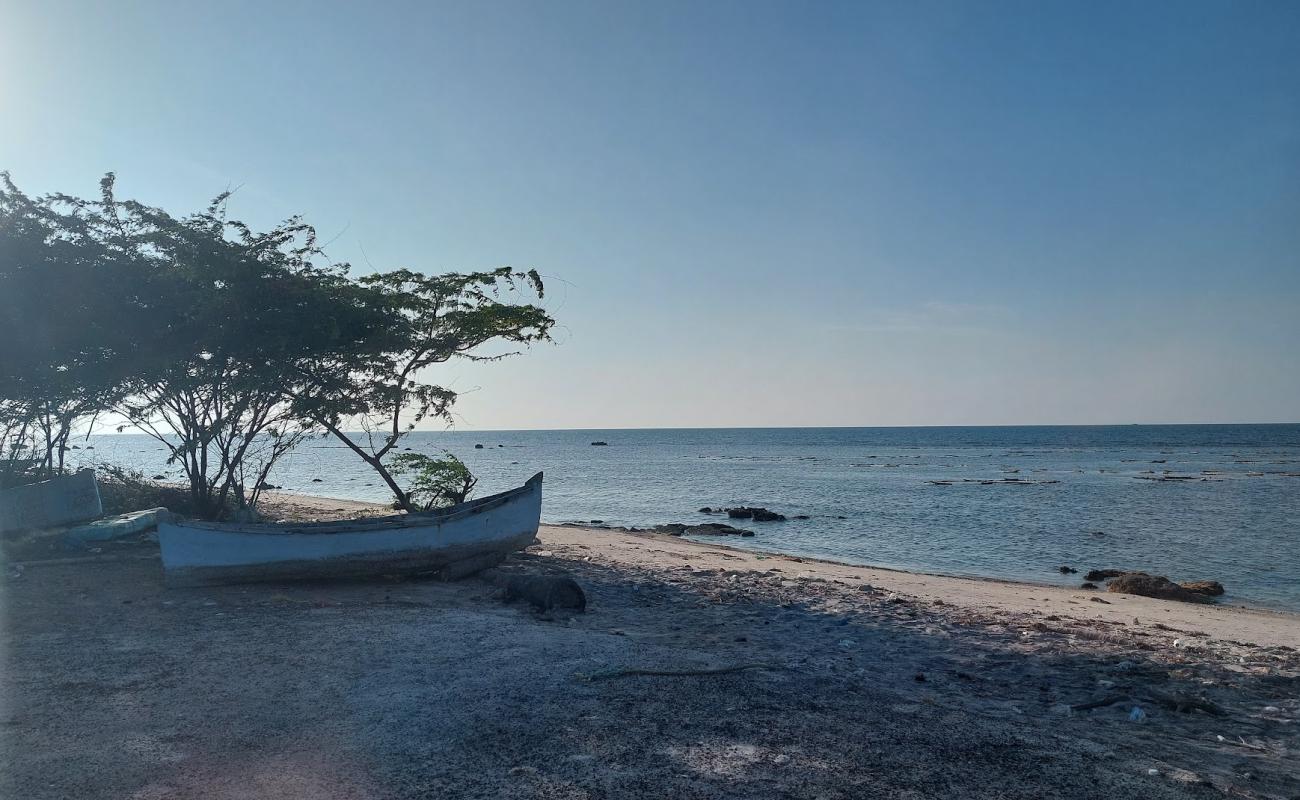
[[257, 481, 280, 491], [311, 478, 323, 483], [1179, 580, 1225, 597], [727, 506, 786, 521], [589, 519, 604, 524], [1080, 582, 1098, 590], [698, 507, 714, 514], [654, 522, 755, 537], [152, 474, 167, 481], [1059, 566, 1077, 574], [590, 441, 609, 446], [1106, 572, 1215, 604], [793, 514, 810, 520], [1166, 768, 1206, 786], [1084, 569, 1126, 582], [474, 444, 484, 449], [497, 573, 586, 612]]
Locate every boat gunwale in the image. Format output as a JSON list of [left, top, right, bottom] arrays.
[[163, 472, 542, 536]]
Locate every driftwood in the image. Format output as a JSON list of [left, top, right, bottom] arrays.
[[1070, 694, 1129, 712], [1069, 689, 1226, 716]]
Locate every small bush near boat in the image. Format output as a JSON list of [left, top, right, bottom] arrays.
[[389, 452, 479, 511], [95, 464, 205, 518]]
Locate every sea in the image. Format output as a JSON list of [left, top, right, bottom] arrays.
[[76, 424, 1300, 611]]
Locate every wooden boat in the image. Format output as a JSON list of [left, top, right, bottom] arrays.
[[157, 472, 543, 587]]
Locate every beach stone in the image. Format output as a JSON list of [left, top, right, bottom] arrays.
[[499, 573, 586, 612], [1084, 569, 1125, 582], [1106, 573, 1214, 604], [1166, 768, 1206, 786], [1179, 580, 1225, 597]]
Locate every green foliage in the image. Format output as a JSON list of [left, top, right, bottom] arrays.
[[389, 451, 479, 510], [94, 463, 197, 517], [0, 171, 556, 516], [293, 267, 555, 511], [0, 173, 150, 478]]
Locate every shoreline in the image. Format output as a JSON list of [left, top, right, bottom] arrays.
[[261, 489, 1300, 639], [4, 489, 1297, 797]]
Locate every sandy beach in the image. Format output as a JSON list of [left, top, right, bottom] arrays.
[[2, 491, 1297, 798]]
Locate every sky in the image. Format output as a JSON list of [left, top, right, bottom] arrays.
[[2, 0, 1297, 429]]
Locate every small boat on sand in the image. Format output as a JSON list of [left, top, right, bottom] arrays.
[[158, 472, 543, 587]]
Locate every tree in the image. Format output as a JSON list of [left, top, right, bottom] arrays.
[[0, 397, 36, 489], [389, 451, 478, 510], [293, 268, 554, 511], [92, 184, 390, 518], [0, 173, 149, 479]]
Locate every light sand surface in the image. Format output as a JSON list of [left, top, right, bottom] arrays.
[[537, 525, 1300, 650]]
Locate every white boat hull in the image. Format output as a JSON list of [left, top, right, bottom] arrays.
[[158, 473, 542, 587]]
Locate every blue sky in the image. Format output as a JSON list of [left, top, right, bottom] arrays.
[[3, 0, 1297, 428]]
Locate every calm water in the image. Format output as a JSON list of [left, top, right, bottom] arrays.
[[78, 425, 1300, 610]]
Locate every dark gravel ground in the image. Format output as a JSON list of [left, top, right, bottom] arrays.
[[2, 531, 1296, 799]]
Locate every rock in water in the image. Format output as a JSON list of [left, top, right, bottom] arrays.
[[726, 506, 786, 521], [500, 574, 586, 612], [654, 522, 755, 537], [1084, 569, 1125, 582], [1106, 573, 1215, 604]]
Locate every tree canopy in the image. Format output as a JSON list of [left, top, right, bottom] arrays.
[[0, 172, 554, 514]]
